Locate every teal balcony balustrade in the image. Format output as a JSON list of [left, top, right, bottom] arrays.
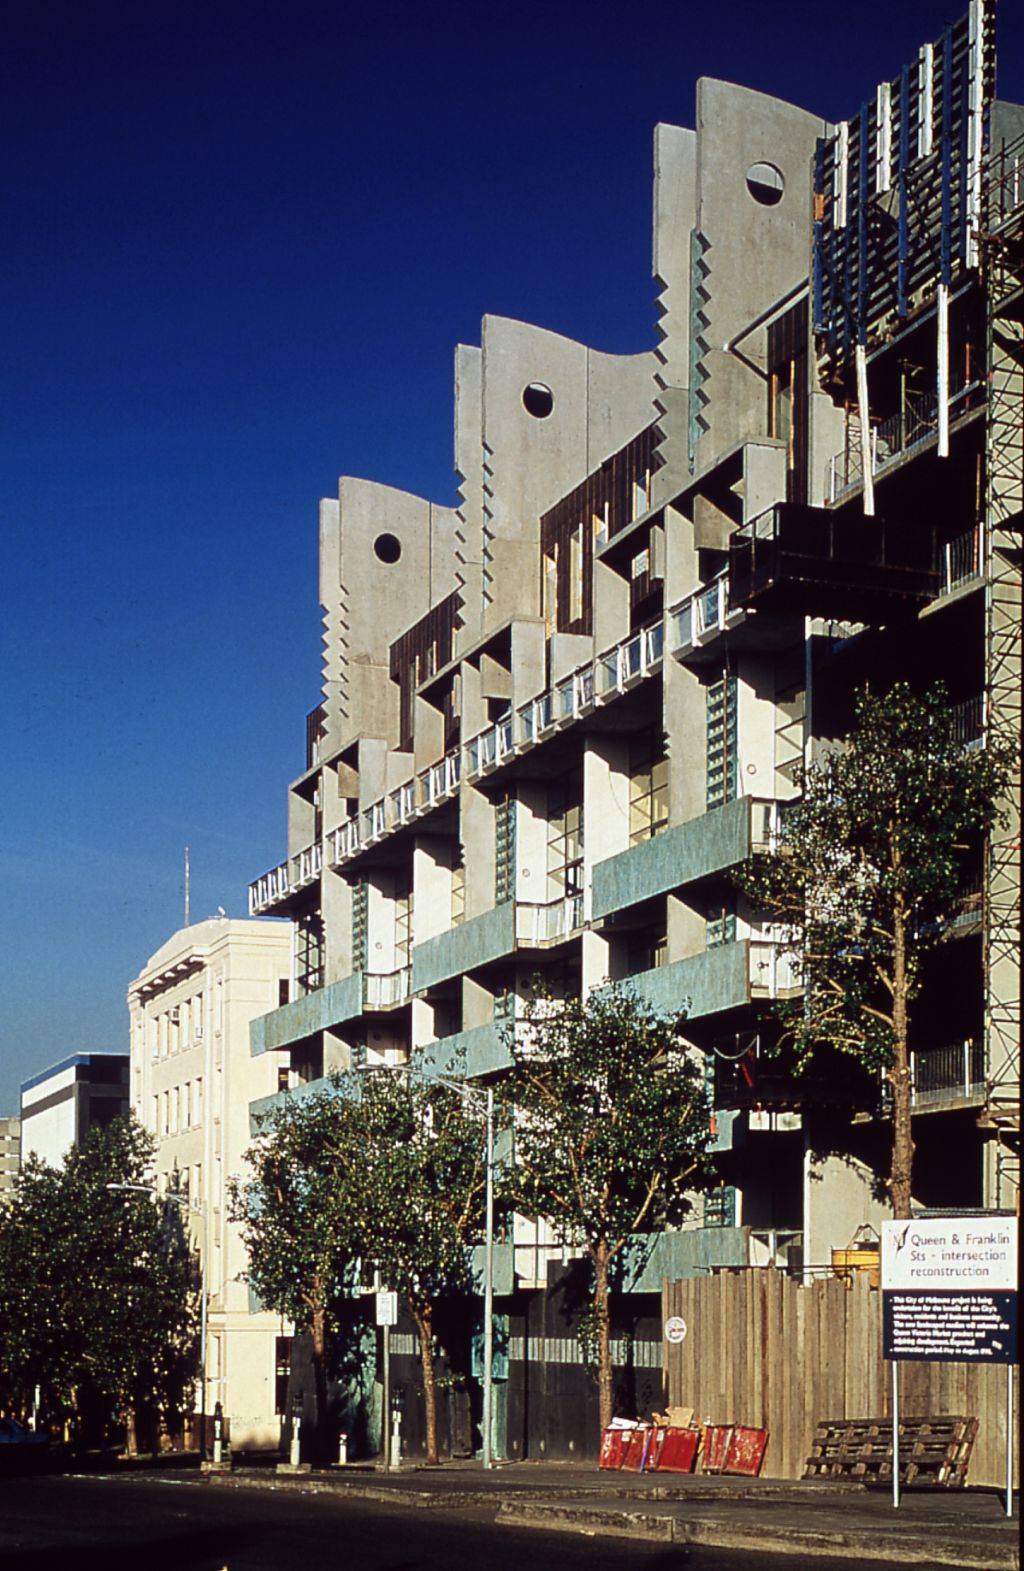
[[250, 971, 363, 1056], [591, 796, 779, 922]]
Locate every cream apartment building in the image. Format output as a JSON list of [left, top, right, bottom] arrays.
[[128, 916, 292, 1450]]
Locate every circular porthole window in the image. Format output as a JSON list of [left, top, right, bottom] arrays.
[[746, 162, 785, 206], [522, 382, 554, 419], [373, 532, 402, 564]]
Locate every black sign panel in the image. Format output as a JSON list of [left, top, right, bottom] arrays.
[[883, 1291, 1018, 1364]]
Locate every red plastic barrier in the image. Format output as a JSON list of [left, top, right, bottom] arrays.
[[653, 1425, 700, 1474], [723, 1425, 768, 1477], [701, 1423, 734, 1473], [620, 1426, 652, 1471], [598, 1426, 631, 1469]]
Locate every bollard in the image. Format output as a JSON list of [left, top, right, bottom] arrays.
[[290, 1412, 301, 1468], [390, 1408, 401, 1469], [213, 1401, 223, 1467], [338, 1430, 348, 1466]]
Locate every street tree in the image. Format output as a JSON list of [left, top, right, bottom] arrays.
[[233, 1070, 490, 1465], [0, 1115, 197, 1446], [505, 986, 714, 1435], [231, 1083, 361, 1455], [736, 682, 1017, 1218]]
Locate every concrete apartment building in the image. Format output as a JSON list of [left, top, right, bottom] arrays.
[[0, 1116, 21, 1203], [20, 1053, 129, 1168], [248, 1, 1020, 1455], [128, 916, 292, 1451]]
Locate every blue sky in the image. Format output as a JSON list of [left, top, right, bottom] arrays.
[[3, 1, 1022, 1111]]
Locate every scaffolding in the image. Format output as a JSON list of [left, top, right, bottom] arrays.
[[981, 128, 1023, 1203]]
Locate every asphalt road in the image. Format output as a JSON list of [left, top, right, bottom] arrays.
[[0, 1472, 960, 1571]]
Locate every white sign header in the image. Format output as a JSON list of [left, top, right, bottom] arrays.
[[882, 1218, 1017, 1293]]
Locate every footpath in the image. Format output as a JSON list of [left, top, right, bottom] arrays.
[[204, 1457, 1019, 1568]]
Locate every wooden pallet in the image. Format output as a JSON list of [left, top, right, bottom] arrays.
[[804, 1416, 978, 1488]]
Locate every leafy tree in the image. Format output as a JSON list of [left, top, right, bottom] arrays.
[[233, 1070, 490, 1465], [505, 985, 714, 1435], [0, 1115, 197, 1447], [230, 1082, 362, 1457], [736, 683, 1017, 1218]]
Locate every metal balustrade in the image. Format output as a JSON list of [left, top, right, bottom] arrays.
[[667, 571, 729, 654], [941, 523, 985, 595], [909, 1040, 985, 1108], [363, 967, 412, 1009], [248, 842, 322, 915], [827, 382, 985, 503], [748, 938, 802, 997], [514, 893, 585, 946]]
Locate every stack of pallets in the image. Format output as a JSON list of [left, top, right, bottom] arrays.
[[803, 1416, 978, 1488]]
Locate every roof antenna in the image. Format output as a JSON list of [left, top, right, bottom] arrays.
[[184, 846, 190, 929]]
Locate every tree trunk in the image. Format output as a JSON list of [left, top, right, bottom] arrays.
[[311, 1300, 328, 1464], [889, 907, 915, 1219], [414, 1302, 439, 1465], [593, 1239, 614, 1435]]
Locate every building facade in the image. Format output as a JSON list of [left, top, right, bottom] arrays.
[[128, 916, 292, 1451], [0, 1116, 21, 1203], [20, 1053, 129, 1168], [248, 1, 1020, 1451]]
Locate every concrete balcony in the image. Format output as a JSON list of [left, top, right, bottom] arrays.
[[591, 797, 779, 922], [248, 1074, 333, 1131], [618, 937, 798, 1022], [413, 1020, 513, 1080], [412, 903, 516, 993], [250, 972, 363, 1055]]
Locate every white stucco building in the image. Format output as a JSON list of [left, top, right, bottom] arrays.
[[128, 916, 292, 1451]]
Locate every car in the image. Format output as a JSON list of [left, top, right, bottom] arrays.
[[0, 1418, 49, 1447]]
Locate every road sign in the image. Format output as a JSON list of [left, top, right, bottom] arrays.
[[375, 1291, 398, 1327], [881, 1218, 1018, 1363], [665, 1315, 688, 1345]]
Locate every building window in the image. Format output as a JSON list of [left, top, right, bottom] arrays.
[[704, 1183, 738, 1227], [706, 672, 738, 811], [495, 795, 517, 904], [194, 1077, 203, 1125], [394, 880, 412, 970], [628, 730, 669, 845], [351, 882, 368, 971], [706, 895, 737, 949], [548, 782, 584, 901]]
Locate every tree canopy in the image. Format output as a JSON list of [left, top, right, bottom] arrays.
[[233, 1069, 490, 1462], [506, 984, 714, 1432], [737, 682, 1017, 1216], [0, 1115, 197, 1446]]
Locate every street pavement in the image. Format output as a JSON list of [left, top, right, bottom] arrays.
[[210, 1454, 1018, 1568], [0, 1458, 1017, 1569]]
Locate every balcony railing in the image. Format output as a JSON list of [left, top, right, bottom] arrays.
[[667, 570, 733, 654], [363, 967, 412, 1010], [940, 524, 985, 595], [249, 841, 322, 915], [514, 894, 585, 946], [827, 382, 984, 504], [951, 694, 985, 750], [909, 1040, 985, 1109], [748, 938, 801, 997]]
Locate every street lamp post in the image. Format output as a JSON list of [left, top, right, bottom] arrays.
[[106, 1182, 207, 1454]]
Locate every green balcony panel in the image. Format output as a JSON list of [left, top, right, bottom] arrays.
[[250, 972, 364, 1056], [591, 796, 751, 921], [248, 1074, 333, 1133], [469, 1241, 515, 1295], [614, 941, 749, 1020], [412, 902, 516, 993], [621, 1226, 750, 1292], [413, 1021, 513, 1081]]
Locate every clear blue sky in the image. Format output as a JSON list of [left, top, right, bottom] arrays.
[[2, 1, 1021, 1111]]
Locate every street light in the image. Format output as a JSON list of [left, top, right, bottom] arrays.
[[106, 1182, 207, 1453], [377, 1067, 497, 1470]]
